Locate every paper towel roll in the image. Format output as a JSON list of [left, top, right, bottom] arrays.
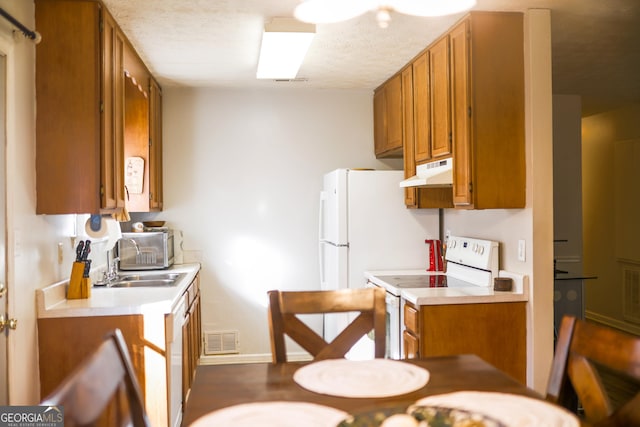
[[84, 217, 123, 250], [85, 216, 107, 239]]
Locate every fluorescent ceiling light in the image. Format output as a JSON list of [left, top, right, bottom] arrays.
[[295, 0, 476, 28], [256, 18, 315, 79]]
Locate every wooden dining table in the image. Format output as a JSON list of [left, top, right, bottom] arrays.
[[181, 354, 544, 426]]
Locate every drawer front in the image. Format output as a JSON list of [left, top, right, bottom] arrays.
[[403, 330, 419, 359], [404, 303, 419, 334]]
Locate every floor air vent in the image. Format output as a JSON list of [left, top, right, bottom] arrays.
[[204, 330, 239, 355], [623, 268, 640, 324]]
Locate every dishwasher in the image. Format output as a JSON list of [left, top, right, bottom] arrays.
[[167, 294, 186, 427]]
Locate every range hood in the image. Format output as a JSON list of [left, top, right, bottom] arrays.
[[400, 157, 453, 188]]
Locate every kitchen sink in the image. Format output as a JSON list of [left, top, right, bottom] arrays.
[[116, 273, 184, 282], [102, 272, 186, 288]]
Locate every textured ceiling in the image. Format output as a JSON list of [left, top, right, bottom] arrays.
[[102, 0, 640, 116]]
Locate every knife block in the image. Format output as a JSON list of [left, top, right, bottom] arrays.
[[67, 261, 87, 299]]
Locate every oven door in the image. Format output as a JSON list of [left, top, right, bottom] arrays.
[[366, 282, 401, 359]]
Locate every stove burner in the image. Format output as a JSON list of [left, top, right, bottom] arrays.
[[394, 275, 448, 288], [376, 274, 448, 289]]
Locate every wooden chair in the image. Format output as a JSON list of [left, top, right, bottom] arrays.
[[267, 287, 386, 363], [546, 315, 640, 427], [40, 329, 151, 427]]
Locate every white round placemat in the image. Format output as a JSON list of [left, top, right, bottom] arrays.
[[414, 391, 580, 427], [293, 358, 430, 398], [190, 401, 348, 427]]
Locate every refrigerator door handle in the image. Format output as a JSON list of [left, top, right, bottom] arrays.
[[319, 190, 327, 288], [318, 190, 327, 242], [319, 241, 326, 288]]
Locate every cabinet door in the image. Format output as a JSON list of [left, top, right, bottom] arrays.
[[373, 88, 386, 156], [35, 0, 102, 214], [412, 53, 431, 164], [429, 36, 452, 158], [149, 79, 164, 211], [403, 330, 419, 359], [450, 19, 473, 207], [182, 310, 191, 403], [102, 11, 126, 211], [385, 74, 403, 155], [401, 66, 417, 208], [374, 75, 403, 158]]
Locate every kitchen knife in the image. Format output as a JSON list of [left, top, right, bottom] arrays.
[[81, 240, 91, 261], [75, 241, 84, 262], [83, 259, 92, 278]]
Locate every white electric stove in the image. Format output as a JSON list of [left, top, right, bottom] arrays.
[[365, 235, 500, 359]]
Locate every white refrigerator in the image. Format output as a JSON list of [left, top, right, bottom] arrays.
[[319, 169, 440, 346]]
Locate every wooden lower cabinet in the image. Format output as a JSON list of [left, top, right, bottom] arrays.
[[182, 274, 201, 404], [403, 301, 526, 383], [38, 274, 201, 427], [38, 314, 171, 426]]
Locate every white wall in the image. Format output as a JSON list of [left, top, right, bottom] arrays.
[[161, 87, 403, 356], [0, 0, 78, 403]]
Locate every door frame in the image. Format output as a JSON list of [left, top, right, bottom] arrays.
[[0, 31, 16, 404]]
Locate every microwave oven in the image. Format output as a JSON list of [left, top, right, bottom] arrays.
[[118, 230, 174, 270]]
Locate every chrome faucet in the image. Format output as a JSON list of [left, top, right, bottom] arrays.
[[102, 238, 141, 284], [104, 250, 120, 283]]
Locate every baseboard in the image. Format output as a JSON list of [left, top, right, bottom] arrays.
[[199, 352, 313, 366], [586, 310, 640, 336]]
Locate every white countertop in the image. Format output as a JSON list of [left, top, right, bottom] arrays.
[[364, 269, 529, 306], [36, 263, 201, 318]]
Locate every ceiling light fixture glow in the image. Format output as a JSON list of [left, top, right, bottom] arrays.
[[294, 0, 477, 28], [256, 18, 315, 80]]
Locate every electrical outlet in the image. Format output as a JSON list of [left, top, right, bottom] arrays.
[[518, 240, 526, 262]]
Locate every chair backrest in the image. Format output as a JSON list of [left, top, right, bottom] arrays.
[[546, 315, 640, 426], [40, 329, 151, 427], [267, 287, 386, 363]]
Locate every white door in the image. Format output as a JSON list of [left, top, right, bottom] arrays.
[[0, 50, 8, 405]]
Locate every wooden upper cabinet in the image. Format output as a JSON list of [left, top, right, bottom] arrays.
[[450, 19, 472, 207], [429, 35, 452, 159], [123, 46, 164, 213], [402, 65, 454, 210], [412, 52, 431, 164], [123, 45, 150, 212], [450, 13, 525, 209], [35, 0, 162, 215], [373, 89, 386, 156], [35, 0, 125, 214], [149, 78, 164, 211], [102, 10, 126, 212], [401, 66, 417, 208], [374, 73, 403, 158]]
